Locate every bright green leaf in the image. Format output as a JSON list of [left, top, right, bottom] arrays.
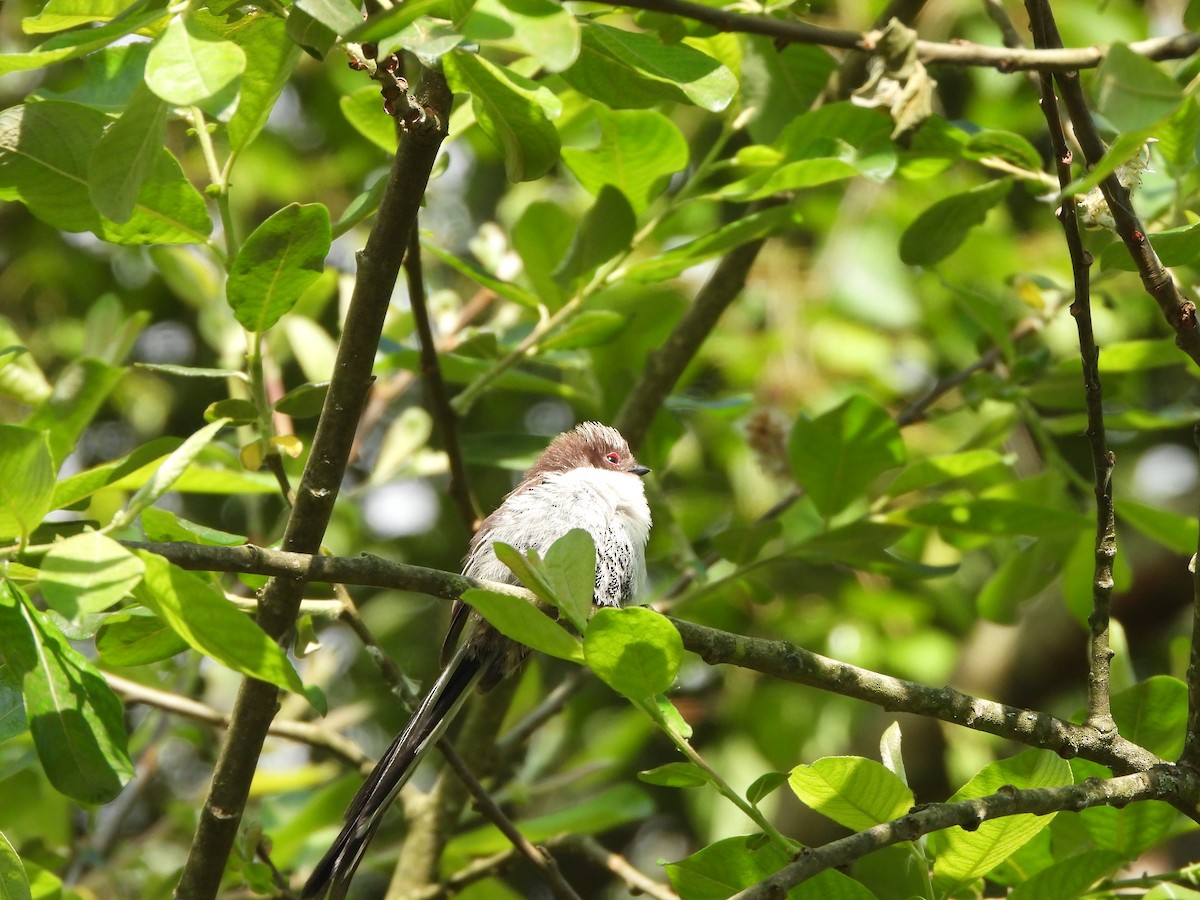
[[789, 756, 913, 831], [443, 50, 561, 182], [541, 529, 596, 632], [0, 580, 133, 803], [0, 831, 31, 900], [133, 552, 307, 696], [227, 203, 331, 333], [39, 533, 145, 619], [1094, 43, 1183, 133], [583, 606, 682, 699], [665, 834, 791, 900], [112, 419, 229, 528], [460, 587, 584, 662], [561, 107, 688, 213], [638, 762, 711, 788], [145, 15, 246, 108], [88, 80, 166, 223], [930, 749, 1072, 892], [95, 611, 190, 667]]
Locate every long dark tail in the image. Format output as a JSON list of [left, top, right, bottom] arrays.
[[302, 647, 485, 899]]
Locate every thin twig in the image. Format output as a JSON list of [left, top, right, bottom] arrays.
[[564, 835, 679, 900], [602, 0, 1200, 70], [1040, 16, 1200, 367], [105, 672, 374, 772], [439, 744, 584, 900], [1026, 0, 1116, 736], [404, 220, 481, 529]]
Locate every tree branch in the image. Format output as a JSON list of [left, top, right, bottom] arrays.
[[173, 67, 453, 900], [604, 0, 1200, 71], [668, 617, 1160, 774], [130, 540, 1160, 775], [732, 766, 1200, 899], [1026, 0, 1116, 736]]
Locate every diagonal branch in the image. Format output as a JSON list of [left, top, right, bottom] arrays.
[[173, 68, 453, 900], [1026, 0, 1116, 736], [732, 766, 1200, 899]]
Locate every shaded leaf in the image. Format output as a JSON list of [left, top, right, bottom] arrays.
[[899, 179, 1012, 266]]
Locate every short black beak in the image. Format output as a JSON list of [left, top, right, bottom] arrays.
[[632, 465, 651, 477]]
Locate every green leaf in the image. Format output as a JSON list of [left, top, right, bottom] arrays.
[[740, 38, 837, 144], [900, 497, 1087, 537], [788, 395, 906, 517], [583, 606, 682, 699], [552, 184, 636, 289], [562, 21, 736, 112], [220, 11, 303, 153], [788, 756, 913, 831], [1072, 757, 1177, 858], [95, 610, 190, 667], [1059, 127, 1157, 200], [383, 348, 584, 401], [0, 426, 55, 543], [285, 6, 337, 59], [511, 200, 575, 309], [665, 834, 791, 900], [0, 102, 211, 245], [962, 130, 1044, 171], [886, 449, 1011, 496], [294, 0, 362, 35], [421, 240, 541, 309], [112, 419, 229, 529], [624, 205, 802, 283], [139, 506, 246, 546], [348, 0, 447, 42], [87, 80, 167, 223], [977, 536, 1072, 623], [0, 831, 31, 900], [541, 530, 596, 632], [638, 761, 712, 788], [227, 203, 331, 333], [1094, 43, 1183, 133], [459, 588, 584, 663], [899, 179, 1012, 266], [204, 398, 258, 424], [39, 533, 145, 619], [930, 749, 1072, 893], [340, 86, 398, 152], [145, 15, 246, 109], [0, 1, 168, 75], [443, 50, 561, 182], [1100, 223, 1200, 272], [1007, 849, 1123, 900], [464, 0, 580, 73], [746, 771, 789, 806], [0, 580, 132, 803], [51, 436, 181, 510], [0, 660, 26, 745], [561, 107, 688, 214], [540, 311, 628, 351], [1118, 499, 1198, 555], [274, 381, 330, 418], [132, 553, 308, 696]]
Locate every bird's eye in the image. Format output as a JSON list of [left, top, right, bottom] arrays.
[[605, 452, 620, 464]]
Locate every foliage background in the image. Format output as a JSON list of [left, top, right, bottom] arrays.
[[4, 0, 1200, 897]]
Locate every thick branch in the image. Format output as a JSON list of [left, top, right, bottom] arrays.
[[173, 68, 453, 900], [131, 540, 1160, 774], [733, 766, 1200, 899], [1027, 0, 1116, 735], [669, 618, 1160, 774], [604, 0, 1200, 72]]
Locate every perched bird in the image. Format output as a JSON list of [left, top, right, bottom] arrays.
[[303, 422, 652, 898]]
